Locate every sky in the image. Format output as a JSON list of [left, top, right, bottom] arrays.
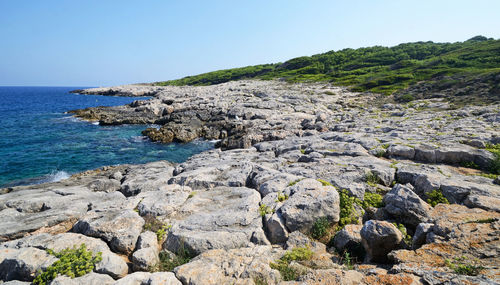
[[1, 0, 499, 86]]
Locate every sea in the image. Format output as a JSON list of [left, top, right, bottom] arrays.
[[0, 86, 214, 188]]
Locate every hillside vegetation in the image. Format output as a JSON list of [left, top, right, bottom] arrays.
[[155, 36, 500, 102]]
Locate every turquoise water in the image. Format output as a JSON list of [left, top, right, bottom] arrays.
[[0, 87, 213, 187]]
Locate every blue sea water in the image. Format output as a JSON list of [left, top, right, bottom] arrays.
[[0, 87, 213, 187]]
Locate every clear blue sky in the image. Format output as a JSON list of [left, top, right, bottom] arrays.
[[1, 0, 499, 86]]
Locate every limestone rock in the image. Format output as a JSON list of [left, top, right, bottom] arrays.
[[383, 184, 431, 228], [360, 220, 403, 263], [73, 209, 145, 254], [50, 272, 114, 285]]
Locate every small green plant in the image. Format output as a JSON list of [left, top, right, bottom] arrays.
[[375, 149, 386, 157], [426, 189, 449, 207], [259, 204, 273, 217], [392, 223, 412, 246], [253, 276, 269, 285], [156, 224, 172, 241], [270, 247, 313, 281], [337, 189, 363, 230], [287, 178, 303, 187], [276, 191, 289, 202], [187, 191, 196, 199], [341, 252, 353, 270], [150, 242, 193, 272], [362, 192, 384, 208], [317, 179, 333, 187], [445, 256, 484, 276], [299, 148, 306, 154], [33, 244, 102, 285], [364, 171, 380, 187], [381, 144, 390, 149], [486, 143, 500, 174], [311, 217, 331, 240]]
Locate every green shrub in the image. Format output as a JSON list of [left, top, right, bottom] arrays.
[[362, 192, 384, 208], [486, 143, 500, 174], [460, 161, 480, 169], [33, 244, 102, 285], [337, 189, 363, 229], [392, 223, 412, 246], [311, 217, 331, 240], [399, 94, 415, 102], [270, 247, 313, 281], [426, 189, 449, 207], [445, 256, 484, 276]]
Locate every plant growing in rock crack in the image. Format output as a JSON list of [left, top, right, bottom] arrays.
[[150, 241, 194, 272], [270, 247, 313, 281], [364, 171, 380, 187], [445, 256, 484, 276], [426, 189, 449, 207], [156, 224, 172, 242], [311, 217, 331, 240], [276, 191, 289, 202], [337, 189, 363, 230], [287, 178, 303, 187], [33, 244, 102, 285], [486, 143, 500, 174], [362, 192, 384, 209], [392, 223, 412, 246], [317, 179, 333, 187], [259, 203, 274, 217], [187, 191, 196, 199]]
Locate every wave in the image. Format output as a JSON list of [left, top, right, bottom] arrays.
[[2, 171, 71, 188]]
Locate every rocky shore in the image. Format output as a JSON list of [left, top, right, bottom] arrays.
[[1, 80, 499, 284]]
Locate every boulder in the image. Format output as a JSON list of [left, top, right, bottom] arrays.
[[50, 272, 114, 285], [280, 179, 340, 233], [0, 247, 57, 281], [333, 224, 363, 253], [73, 209, 145, 254], [383, 184, 431, 228], [131, 247, 159, 272], [360, 220, 403, 263]]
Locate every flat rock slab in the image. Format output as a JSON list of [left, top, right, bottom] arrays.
[[163, 186, 266, 254], [74, 209, 145, 255]]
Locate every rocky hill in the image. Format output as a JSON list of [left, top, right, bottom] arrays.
[[1, 80, 499, 284]]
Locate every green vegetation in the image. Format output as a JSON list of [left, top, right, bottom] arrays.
[[337, 189, 362, 229], [364, 171, 380, 187], [270, 247, 313, 281], [276, 191, 289, 202], [340, 252, 354, 270], [155, 37, 500, 99], [156, 224, 172, 242], [362, 192, 384, 208], [426, 189, 449, 207], [460, 161, 480, 169], [486, 143, 500, 174], [392, 223, 412, 246], [311, 217, 331, 240], [33, 244, 102, 285], [187, 191, 196, 199], [317, 179, 333, 187], [259, 203, 273, 217], [150, 243, 194, 272], [287, 178, 303, 187], [445, 256, 484, 276], [466, 218, 497, 224]]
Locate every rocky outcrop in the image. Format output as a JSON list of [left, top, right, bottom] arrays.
[[1, 80, 499, 283]]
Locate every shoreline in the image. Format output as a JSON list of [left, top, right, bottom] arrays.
[[1, 80, 499, 284]]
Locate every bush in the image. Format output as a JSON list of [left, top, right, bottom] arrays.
[[276, 191, 289, 202], [270, 247, 313, 281], [364, 171, 380, 187], [259, 204, 273, 217], [33, 244, 102, 285], [426, 189, 449, 207], [392, 223, 412, 246], [311, 217, 331, 240], [362, 192, 384, 208], [337, 189, 362, 229], [486, 143, 500, 174]]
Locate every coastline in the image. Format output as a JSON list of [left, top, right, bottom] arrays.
[[1, 80, 499, 284]]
